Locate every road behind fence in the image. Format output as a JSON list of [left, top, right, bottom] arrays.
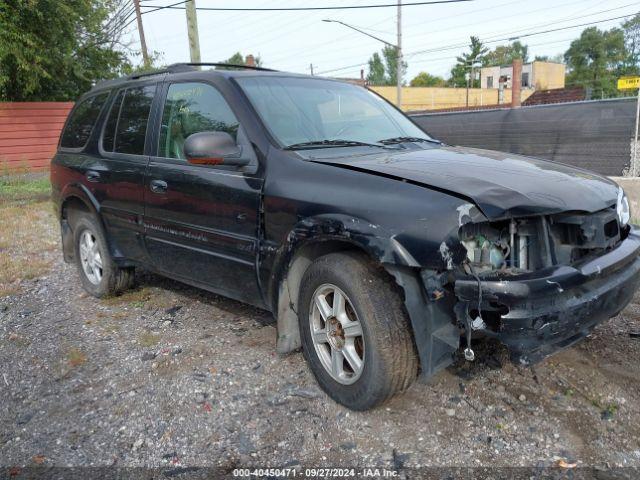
[[411, 97, 637, 176]]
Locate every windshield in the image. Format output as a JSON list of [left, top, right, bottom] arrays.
[[236, 76, 434, 148]]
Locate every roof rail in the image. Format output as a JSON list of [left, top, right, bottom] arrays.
[[166, 62, 278, 72], [125, 62, 277, 81], [127, 64, 194, 80]]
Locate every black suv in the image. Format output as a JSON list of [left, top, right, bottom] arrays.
[[52, 63, 640, 410]]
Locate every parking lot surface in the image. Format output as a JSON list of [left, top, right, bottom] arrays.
[[1, 199, 640, 475]]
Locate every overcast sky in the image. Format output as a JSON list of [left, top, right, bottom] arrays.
[[132, 0, 640, 80]]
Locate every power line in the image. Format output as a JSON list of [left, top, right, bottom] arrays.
[[278, 0, 590, 70], [141, 0, 472, 13], [316, 12, 637, 75], [408, 13, 638, 58]]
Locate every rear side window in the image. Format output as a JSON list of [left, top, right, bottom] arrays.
[[102, 85, 155, 155], [60, 92, 109, 149]]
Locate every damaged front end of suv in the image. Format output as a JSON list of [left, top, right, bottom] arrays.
[[305, 147, 640, 382], [439, 188, 640, 367]]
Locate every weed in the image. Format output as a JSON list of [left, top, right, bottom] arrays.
[[139, 331, 161, 347], [67, 348, 87, 367]]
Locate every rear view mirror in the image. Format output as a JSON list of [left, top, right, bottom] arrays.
[[184, 131, 249, 167]]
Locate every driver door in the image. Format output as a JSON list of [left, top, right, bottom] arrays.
[[143, 81, 263, 306]]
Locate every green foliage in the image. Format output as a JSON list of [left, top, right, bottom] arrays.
[[217, 52, 263, 69], [534, 53, 564, 63], [622, 14, 640, 75], [366, 52, 386, 85], [483, 41, 529, 66], [382, 45, 407, 87], [409, 71, 446, 87], [0, 0, 136, 101], [449, 36, 488, 87], [366, 46, 407, 86], [564, 27, 627, 98], [0, 174, 51, 203]]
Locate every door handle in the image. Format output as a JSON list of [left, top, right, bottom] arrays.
[[150, 179, 168, 193], [86, 170, 101, 182]]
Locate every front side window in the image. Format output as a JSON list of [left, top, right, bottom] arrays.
[[159, 82, 239, 160], [102, 85, 155, 155], [60, 92, 109, 149], [236, 76, 432, 148]]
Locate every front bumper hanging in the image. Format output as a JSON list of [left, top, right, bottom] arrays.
[[454, 227, 640, 364]]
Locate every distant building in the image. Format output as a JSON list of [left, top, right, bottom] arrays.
[[480, 61, 565, 91]]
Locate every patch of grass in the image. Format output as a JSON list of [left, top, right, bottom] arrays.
[[101, 287, 153, 307], [139, 331, 161, 347], [591, 397, 619, 415], [0, 174, 51, 203], [100, 286, 174, 310], [0, 198, 57, 296], [67, 348, 87, 367]]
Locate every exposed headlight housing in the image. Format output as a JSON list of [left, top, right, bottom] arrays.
[[617, 186, 631, 227]]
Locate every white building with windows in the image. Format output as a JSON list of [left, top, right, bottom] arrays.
[[480, 61, 565, 91]]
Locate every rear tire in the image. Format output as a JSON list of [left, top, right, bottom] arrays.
[[72, 214, 134, 298], [298, 252, 418, 410]]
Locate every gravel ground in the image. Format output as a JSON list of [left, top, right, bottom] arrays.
[[1, 201, 640, 477]]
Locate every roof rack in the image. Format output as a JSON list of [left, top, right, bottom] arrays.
[[168, 62, 278, 72], [125, 62, 278, 81]]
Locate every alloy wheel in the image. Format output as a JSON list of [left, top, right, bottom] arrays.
[[79, 230, 103, 285], [309, 284, 365, 385]]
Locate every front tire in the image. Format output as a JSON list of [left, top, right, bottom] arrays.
[[298, 252, 418, 410], [72, 214, 134, 298]]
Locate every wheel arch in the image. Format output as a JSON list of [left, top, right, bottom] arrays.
[[270, 213, 424, 355], [58, 184, 105, 263]]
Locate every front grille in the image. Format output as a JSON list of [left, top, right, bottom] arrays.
[[549, 207, 621, 264]]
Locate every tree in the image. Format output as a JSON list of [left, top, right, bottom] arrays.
[[622, 14, 640, 75], [366, 45, 407, 86], [534, 53, 564, 63], [564, 27, 626, 98], [483, 41, 529, 66], [217, 52, 263, 69], [449, 36, 488, 87], [0, 0, 136, 101], [410, 71, 446, 87], [382, 45, 407, 87], [366, 52, 386, 85]]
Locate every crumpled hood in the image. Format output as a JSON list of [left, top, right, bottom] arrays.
[[308, 145, 619, 220]]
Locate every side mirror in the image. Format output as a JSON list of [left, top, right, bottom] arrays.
[[184, 131, 249, 167]]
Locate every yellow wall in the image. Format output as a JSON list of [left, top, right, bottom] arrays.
[[531, 62, 565, 90], [370, 86, 533, 111]]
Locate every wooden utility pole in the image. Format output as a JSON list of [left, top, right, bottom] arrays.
[[133, 0, 150, 67], [185, 0, 201, 63], [396, 0, 402, 109]]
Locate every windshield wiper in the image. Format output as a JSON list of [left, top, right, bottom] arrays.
[[378, 136, 440, 145], [283, 139, 387, 150]]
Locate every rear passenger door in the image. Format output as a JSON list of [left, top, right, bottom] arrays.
[[95, 83, 157, 262], [143, 81, 264, 306]]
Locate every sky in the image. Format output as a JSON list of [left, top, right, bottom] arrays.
[[131, 0, 640, 81]]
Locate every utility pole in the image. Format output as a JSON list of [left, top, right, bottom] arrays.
[[396, 0, 402, 110], [310, 63, 314, 76], [185, 0, 201, 63], [133, 0, 150, 68]]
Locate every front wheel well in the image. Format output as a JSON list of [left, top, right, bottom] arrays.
[[274, 239, 397, 354]]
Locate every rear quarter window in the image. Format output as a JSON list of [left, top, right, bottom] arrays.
[[60, 92, 110, 149]]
